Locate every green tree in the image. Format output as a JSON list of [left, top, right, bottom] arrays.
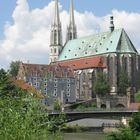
[[118, 70, 130, 95], [108, 110, 140, 140], [0, 69, 17, 97], [93, 72, 110, 96], [0, 69, 64, 140], [8, 61, 21, 78], [54, 99, 61, 111], [134, 91, 140, 102]]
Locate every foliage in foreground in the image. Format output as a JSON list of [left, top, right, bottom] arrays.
[[108, 110, 140, 140], [0, 68, 64, 140], [135, 90, 140, 103]]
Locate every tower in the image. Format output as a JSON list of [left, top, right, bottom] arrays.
[[49, 0, 63, 63], [66, 0, 77, 42]]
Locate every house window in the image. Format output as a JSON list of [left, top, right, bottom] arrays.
[[54, 78, 57, 82], [67, 79, 70, 83], [44, 88, 47, 91], [67, 93, 70, 97], [53, 88, 57, 97], [54, 83, 57, 87], [28, 82, 32, 86]]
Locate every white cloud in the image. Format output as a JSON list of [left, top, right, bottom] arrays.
[[0, 0, 140, 69]]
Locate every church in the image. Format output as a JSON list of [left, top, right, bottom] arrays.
[[49, 0, 140, 108], [17, 0, 140, 108]]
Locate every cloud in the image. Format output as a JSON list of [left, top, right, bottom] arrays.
[[0, 0, 140, 69]]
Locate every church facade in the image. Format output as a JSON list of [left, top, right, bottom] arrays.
[[50, 0, 140, 107]]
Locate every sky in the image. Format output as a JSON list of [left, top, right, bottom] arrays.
[[0, 0, 140, 69]]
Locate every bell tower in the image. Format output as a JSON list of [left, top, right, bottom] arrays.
[[49, 0, 63, 63]]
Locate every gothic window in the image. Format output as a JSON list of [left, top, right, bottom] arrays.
[[54, 57, 57, 61], [70, 33, 72, 39], [54, 30, 57, 44], [123, 57, 128, 72], [109, 57, 113, 84], [54, 48, 57, 53]]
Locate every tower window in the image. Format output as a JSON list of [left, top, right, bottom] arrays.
[[54, 48, 56, 53]]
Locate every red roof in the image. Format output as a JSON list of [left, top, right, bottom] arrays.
[[58, 56, 106, 70]]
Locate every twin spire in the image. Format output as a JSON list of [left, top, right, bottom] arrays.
[[53, 0, 77, 43], [49, 0, 77, 63]]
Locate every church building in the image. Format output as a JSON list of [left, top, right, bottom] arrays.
[[49, 0, 140, 108]]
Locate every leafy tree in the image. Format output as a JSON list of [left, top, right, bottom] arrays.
[[118, 70, 130, 95], [54, 99, 61, 111], [129, 110, 140, 135], [134, 91, 140, 102], [0, 69, 17, 97], [8, 61, 21, 78], [108, 110, 140, 140], [93, 72, 110, 96], [0, 69, 64, 140]]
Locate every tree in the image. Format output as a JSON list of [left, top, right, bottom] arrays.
[[108, 110, 140, 140], [118, 70, 130, 95], [134, 91, 140, 102], [54, 99, 61, 111], [93, 72, 110, 96], [8, 61, 21, 78], [0, 69, 17, 97], [0, 69, 64, 139]]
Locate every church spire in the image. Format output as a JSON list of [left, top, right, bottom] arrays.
[[49, 0, 63, 63], [53, 0, 60, 25], [66, 0, 77, 42], [69, 0, 75, 28]]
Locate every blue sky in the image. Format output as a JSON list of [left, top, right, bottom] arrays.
[[0, 0, 140, 69], [0, 0, 139, 39]]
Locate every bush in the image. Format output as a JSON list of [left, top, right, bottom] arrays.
[[135, 91, 140, 102]]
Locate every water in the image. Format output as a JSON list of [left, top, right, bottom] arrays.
[[63, 132, 106, 140], [63, 119, 119, 140]]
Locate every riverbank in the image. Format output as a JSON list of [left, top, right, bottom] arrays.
[[63, 132, 106, 140]]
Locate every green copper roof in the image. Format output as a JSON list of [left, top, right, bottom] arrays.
[[58, 28, 138, 61]]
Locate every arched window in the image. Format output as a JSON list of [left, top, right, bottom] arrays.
[[54, 30, 57, 44], [54, 48, 57, 53], [124, 57, 128, 72]]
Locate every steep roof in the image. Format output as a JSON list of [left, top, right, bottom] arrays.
[[17, 63, 75, 79], [58, 56, 106, 70], [58, 28, 138, 61]]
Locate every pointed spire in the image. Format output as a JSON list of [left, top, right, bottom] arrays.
[[53, 0, 60, 25], [66, 0, 77, 42], [110, 16, 115, 32], [69, 0, 75, 27]]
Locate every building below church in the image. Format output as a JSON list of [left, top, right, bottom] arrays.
[[17, 0, 140, 108]]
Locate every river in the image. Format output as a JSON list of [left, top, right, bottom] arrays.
[[63, 118, 120, 140]]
